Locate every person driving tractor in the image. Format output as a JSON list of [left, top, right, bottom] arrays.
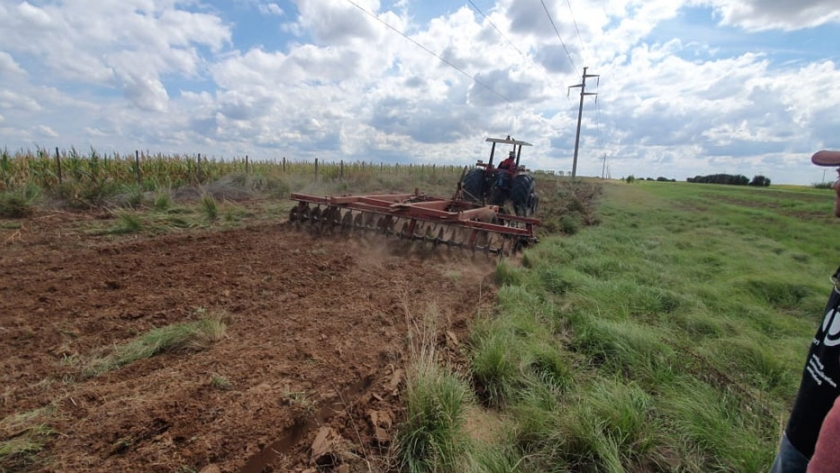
[[497, 151, 516, 189]]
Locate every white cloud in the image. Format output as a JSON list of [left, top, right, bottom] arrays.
[[0, 51, 26, 76], [0, 89, 42, 111], [258, 3, 283, 16], [84, 127, 107, 137], [121, 73, 169, 112], [704, 0, 840, 31], [35, 124, 58, 138], [0, 0, 231, 109], [290, 0, 380, 43]]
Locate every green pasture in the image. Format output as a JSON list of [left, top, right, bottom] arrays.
[[405, 179, 837, 472]]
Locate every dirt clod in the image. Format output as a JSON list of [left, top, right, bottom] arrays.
[[310, 427, 345, 466]]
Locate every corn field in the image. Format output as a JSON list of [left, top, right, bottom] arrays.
[[0, 147, 464, 193]]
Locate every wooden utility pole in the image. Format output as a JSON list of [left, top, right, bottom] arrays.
[[568, 67, 599, 180]]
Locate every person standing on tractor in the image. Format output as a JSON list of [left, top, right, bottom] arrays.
[[772, 150, 840, 472]]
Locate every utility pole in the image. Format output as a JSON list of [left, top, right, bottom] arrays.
[[568, 67, 599, 180], [601, 154, 607, 179]]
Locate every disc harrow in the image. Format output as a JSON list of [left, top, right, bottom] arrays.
[[287, 191, 540, 256]]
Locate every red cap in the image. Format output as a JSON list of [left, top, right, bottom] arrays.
[[812, 150, 840, 167]]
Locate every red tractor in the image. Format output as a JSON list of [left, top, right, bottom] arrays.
[[460, 136, 539, 217]]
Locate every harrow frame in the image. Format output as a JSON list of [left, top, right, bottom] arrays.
[[288, 190, 540, 255]]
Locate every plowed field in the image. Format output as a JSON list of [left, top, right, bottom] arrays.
[[0, 211, 497, 472]]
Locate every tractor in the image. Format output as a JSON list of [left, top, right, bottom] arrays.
[[459, 136, 539, 217]]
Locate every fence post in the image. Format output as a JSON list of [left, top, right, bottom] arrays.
[[245, 155, 249, 174], [340, 160, 344, 180], [283, 157, 286, 173], [55, 147, 62, 185], [135, 150, 141, 187], [380, 162, 383, 174], [315, 158, 319, 180]]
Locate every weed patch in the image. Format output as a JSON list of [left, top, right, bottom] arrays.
[[83, 314, 227, 377]]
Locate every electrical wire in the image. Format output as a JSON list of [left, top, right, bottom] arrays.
[[342, 0, 511, 102], [539, 0, 577, 72], [465, 0, 527, 59], [565, 0, 587, 65], [465, 0, 570, 98]]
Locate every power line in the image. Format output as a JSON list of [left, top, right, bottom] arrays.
[[564, 0, 587, 65], [539, 0, 577, 72], [465, 0, 528, 59], [596, 91, 604, 152], [465, 0, 576, 106], [342, 0, 511, 102]]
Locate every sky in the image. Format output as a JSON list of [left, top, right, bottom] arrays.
[[0, 0, 839, 185]]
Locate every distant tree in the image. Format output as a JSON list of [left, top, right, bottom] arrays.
[[625, 175, 636, 183], [749, 175, 771, 187], [687, 173, 751, 186]]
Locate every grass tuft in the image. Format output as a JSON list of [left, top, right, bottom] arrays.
[[83, 314, 227, 377], [398, 309, 471, 473], [109, 211, 143, 234], [154, 192, 172, 211], [201, 193, 218, 221], [210, 374, 232, 391], [471, 331, 518, 408], [0, 408, 54, 469], [0, 192, 33, 218]]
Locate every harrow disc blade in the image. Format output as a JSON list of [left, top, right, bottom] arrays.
[[433, 227, 444, 247], [341, 210, 353, 236], [299, 206, 311, 226], [363, 212, 376, 231]]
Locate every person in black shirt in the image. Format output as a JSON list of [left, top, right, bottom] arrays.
[[771, 150, 840, 472]]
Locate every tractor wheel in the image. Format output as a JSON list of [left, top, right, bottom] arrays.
[[530, 192, 539, 216], [462, 168, 487, 203], [510, 175, 536, 217]]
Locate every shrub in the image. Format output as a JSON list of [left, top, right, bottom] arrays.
[[0, 192, 32, 218]]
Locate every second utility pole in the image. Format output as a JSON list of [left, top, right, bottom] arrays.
[[568, 66, 599, 180]]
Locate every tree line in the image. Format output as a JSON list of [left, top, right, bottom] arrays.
[[687, 174, 771, 187]]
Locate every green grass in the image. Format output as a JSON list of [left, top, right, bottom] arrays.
[[456, 179, 833, 472], [109, 211, 143, 234], [200, 193, 218, 221], [0, 407, 55, 470], [83, 315, 227, 377], [210, 374, 233, 391], [398, 306, 473, 473]]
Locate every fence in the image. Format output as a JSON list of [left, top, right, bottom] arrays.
[[0, 148, 465, 191]]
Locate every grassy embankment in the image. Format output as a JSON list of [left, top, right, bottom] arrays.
[[401, 179, 836, 472]]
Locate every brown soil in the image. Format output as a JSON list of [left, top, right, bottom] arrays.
[[0, 210, 498, 472]]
